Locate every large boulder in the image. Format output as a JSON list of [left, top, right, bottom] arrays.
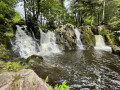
[[55, 24, 76, 50], [27, 55, 43, 65], [112, 45, 120, 56], [79, 26, 95, 47], [90, 25, 105, 35], [105, 32, 120, 46], [0, 69, 50, 90]]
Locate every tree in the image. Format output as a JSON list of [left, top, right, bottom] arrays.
[[23, 0, 68, 31], [0, 0, 18, 19], [0, 0, 20, 37], [70, 0, 102, 26], [22, 0, 42, 39], [107, 0, 120, 30]]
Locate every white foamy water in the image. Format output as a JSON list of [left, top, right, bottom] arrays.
[[94, 35, 112, 51], [74, 28, 84, 49], [39, 29, 61, 56], [11, 25, 61, 59]]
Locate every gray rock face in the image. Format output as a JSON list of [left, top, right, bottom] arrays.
[[55, 24, 76, 50], [0, 69, 50, 90]]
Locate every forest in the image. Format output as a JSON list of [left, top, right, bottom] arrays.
[[0, 0, 120, 90]]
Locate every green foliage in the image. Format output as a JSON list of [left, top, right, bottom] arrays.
[[2, 61, 29, 72], [0, 0, 20, 37], [0, 0, 16, 19], [0, 1, 8, 18], [45, 76, 49, 83], [0, 60, 5, 64], [24, 0, 70, 30], [0, 44, 8, 57], [70, 0, 120, 27], [4, 27, 14, 37], [13, 11, 21, 22], [70, 0, 103, 26], [100, 29, 119, 46], [43, 76, 70, 90], [104, 0, 120, 24], [28, 59, 34, 66], [84, 15, 92, 25], [51, 80, 70, 90], [82, 26, 95, 45]]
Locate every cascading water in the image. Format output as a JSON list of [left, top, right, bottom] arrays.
[[11, 25, 40, 59], [94, 35, 112, 51], [74, 28, 84, 49], [39, 29, 61, 56], [11, 25, 61, 59]]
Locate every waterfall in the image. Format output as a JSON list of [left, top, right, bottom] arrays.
[[39, 29, 61, 56], [94, 35, 112, 51], [74, 28, 84, 49], [11, 25, 61, 59]]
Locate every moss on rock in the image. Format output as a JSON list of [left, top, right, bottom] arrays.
[[80, 26, 95, 47], [106, 34, 114, 45], [55, 24, 76, 50]]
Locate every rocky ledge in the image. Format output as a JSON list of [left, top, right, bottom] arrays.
[[112, 45, 120, 56], [55, 24, 76, 50], [0, 69, 50, 90]]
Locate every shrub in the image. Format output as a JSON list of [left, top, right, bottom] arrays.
[[53, 80, 70, 90], [2, 61, 29, 72], [44, 76, 70, 90]]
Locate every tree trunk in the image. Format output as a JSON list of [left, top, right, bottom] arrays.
[[33, 0, 35, 18], [60, 0, 64, 7], [102, 0, 105, 23], [23, 0, 27, 23], [77, 11, 80, 27], [91, 9, 93, 26], [36, 0, 41, 19], [98, 13, 100, 25], [40, 12, 42, 25], [75, 13, 77, 27]]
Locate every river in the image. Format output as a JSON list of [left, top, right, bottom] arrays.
[[32, 50, 120, 90]]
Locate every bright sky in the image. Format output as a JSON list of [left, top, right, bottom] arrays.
[[15, 0, 71, 18], [15, 2, 24, 18], [65, 0, 71, 9]]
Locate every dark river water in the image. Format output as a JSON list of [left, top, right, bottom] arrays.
[[32, 49, 120, 90]]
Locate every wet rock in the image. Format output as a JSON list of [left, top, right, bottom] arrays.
[[12, 21, 26, 34], [0, 36, 11, 49], [65, 42, 71, 50], [0, 69, 50, 90], [27, 55, 43, 65], [15, 20, 26, 26], [0, 45, 27, 64], [112, 45, 120, 56], [55, 24, 76, 50], [91, 26, 99, 35]]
